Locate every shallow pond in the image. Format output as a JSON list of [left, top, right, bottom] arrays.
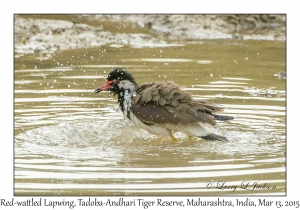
[[14, 39, 286, 195]]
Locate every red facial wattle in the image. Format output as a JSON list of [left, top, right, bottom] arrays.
[[99, 80, 114, 91], [94, 79, 120, 93]]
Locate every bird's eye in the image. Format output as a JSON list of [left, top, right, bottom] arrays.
[[113, 79, 120, 84]]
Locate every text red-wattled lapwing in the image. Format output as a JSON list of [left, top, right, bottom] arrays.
[[94, 68, 233, 142]]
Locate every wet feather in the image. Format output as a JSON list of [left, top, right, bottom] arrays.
[[131, 81, 224, 126]]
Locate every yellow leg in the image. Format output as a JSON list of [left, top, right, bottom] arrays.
[[170, 133, 178, 142]]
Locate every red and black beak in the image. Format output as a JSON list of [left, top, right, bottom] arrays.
[[94, 80, 114, 94]]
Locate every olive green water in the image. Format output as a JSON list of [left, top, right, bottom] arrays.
[[14, 39, 286, 195]]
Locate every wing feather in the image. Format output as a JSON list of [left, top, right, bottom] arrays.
[[132, 81, 223, 126]]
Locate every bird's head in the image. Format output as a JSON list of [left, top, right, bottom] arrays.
[[94, 68, 137, 95]]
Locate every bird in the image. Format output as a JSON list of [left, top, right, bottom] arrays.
[[94, 68, 234, 142]]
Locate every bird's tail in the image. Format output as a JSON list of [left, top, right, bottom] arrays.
[[201, 133, 228, 141], [166, 124, 229, 142], [212, 114, 234, 121]]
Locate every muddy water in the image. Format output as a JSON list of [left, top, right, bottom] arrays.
[[14, 40, 286, 195]]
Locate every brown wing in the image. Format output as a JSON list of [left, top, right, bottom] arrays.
[[131, 81, 223, 126]]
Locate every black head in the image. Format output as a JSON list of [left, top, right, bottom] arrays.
[[94, 68, 137, 114], [107, 68, 136, 83], [94, 68, 137, 95]]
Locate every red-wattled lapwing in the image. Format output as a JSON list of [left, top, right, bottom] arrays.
[[94, 68, 233, 142]]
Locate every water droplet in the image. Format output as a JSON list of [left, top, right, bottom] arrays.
[[210, 73, 213, 77], [245, 57, 248, 60], [160, 50, 163, 53], [68, 85, 70, 88]]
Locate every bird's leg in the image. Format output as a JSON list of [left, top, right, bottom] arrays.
[[168, 129, 178, 142], [170, 133, 178, 142]]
